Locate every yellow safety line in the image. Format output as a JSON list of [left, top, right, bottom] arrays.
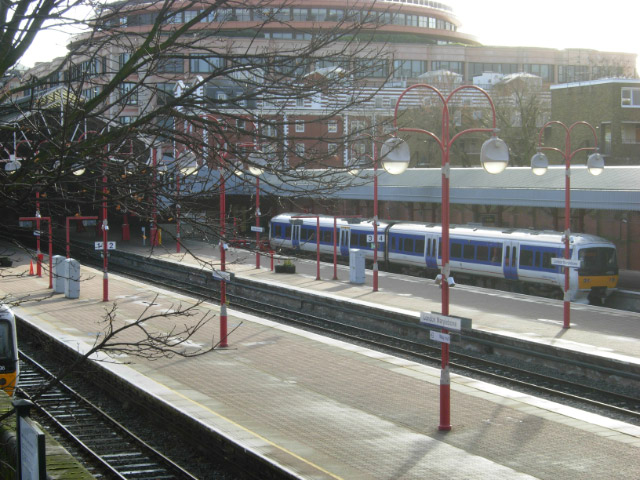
[[170, 388, 345, 480]]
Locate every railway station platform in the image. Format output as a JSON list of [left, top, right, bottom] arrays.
[[1, 240, 639, 479]]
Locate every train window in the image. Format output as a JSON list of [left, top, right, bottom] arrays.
[[404, 238, 414, 252], [463, 244, 474, 260], [451, 243, 462, 259], [505, 246, 510, 266], [491, 246, 502, 264], [542, 252, 555, 269], [512, 248, 517, 267], [535, 251, 541, 267], [520, 249, 533, 267], [392, 236, 398, 251], [477, 245, 489, 261], [358, 233, 368, 247], [415, 238, 425, 253], [285, 226, 291, 238], [438, 240, 442, 257], [427, 238, 432, 256], [0, 322, 12, 358]]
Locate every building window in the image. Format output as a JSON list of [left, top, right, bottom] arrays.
[[82, 86, 101, 100], [558, 65, 589, 83], [295, 120, 305, 132], [118, 82, 138, 105], [621, 123, 640, 143], [237, 119, 246, 129], [431, 61, 464, 75], [157, 57, 184, 73], [295, 143, 305, 156], [524, 64, 554, 82], [601, 123, 612, 155], [156, 83, 175, 105], [118, 116, 138, 125], [119, 52, 132, 69], [469, 62, 518, 77], [393, 60, 427, 78], [296, 97, 304, 107], [621, 88, 640, 107], [190, 54, 223, 73], [328, 120, 338, 133]]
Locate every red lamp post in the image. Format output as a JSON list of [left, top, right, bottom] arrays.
[[531, 121, 604, 329], [382, 84, 509, 431], [248, 151, 266, 269], [19, 216, 53, 289], [349, 140, 381, 292]]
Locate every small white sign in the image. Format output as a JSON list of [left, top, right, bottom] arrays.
[[551, 258, 581, 268], [33, 230, 40, 237], [366, 234, 385, 243], [94, 241, 116, 250], [212, 271, 231, 281], [420, 312, 463, 331], [251, 226, 265, 233], [430, 330, 451, 344]]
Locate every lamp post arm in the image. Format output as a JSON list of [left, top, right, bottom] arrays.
[[568, 146, 598, 162], [396, 127, 445, 154], [449, 127, 496, 148], [447, 85, 498, 128], [393, 84, 447, 129], [537, 146, 565, 158]]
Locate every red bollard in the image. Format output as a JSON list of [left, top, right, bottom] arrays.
[[36, 253, 43, 277], [270, 251, 274, 271]]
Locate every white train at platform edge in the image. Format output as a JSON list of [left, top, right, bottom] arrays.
[[268, 213, 619, 304]]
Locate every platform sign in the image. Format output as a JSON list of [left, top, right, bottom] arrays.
[[251, 226, 265, 233], [33, 230, 40, 237], [94, 241, 116, 250], [420, 312, 471, 332], [366, 234, 385, 243], [19, 221, 34, 228], [430, 330, 451, 344], [19, 416, 46, 480], [551, 258, 581, 268]]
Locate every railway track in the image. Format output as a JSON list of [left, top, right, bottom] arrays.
[[16, 350, 201, 480], [73, 243, 640, 425]]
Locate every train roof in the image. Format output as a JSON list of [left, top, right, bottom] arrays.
[[390, 222, 614, 246], [271, 213, 390, 228]]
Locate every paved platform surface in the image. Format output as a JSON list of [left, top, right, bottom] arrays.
[[1, 240, 640, 479], [118, 237, 640, 366]]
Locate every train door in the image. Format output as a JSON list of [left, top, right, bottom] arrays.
[[503, 241, 519, 280], [339, 226, 351, 256], [291, 224, 302, 249], [424, 234, 438, 269]]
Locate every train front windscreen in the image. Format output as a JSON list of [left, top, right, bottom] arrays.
[[578, 247, 618, 276]]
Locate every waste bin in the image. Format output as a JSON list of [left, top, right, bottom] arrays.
[[52, 255, 65, 294], [349, 249, 366, 284], [64, 258, 80, 299]]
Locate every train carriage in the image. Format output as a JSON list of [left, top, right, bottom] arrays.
[[0, 304, 19, 396], [269, 214, 618, 304]]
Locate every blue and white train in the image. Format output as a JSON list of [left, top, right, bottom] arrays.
[[268, 213, 619, 304]]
